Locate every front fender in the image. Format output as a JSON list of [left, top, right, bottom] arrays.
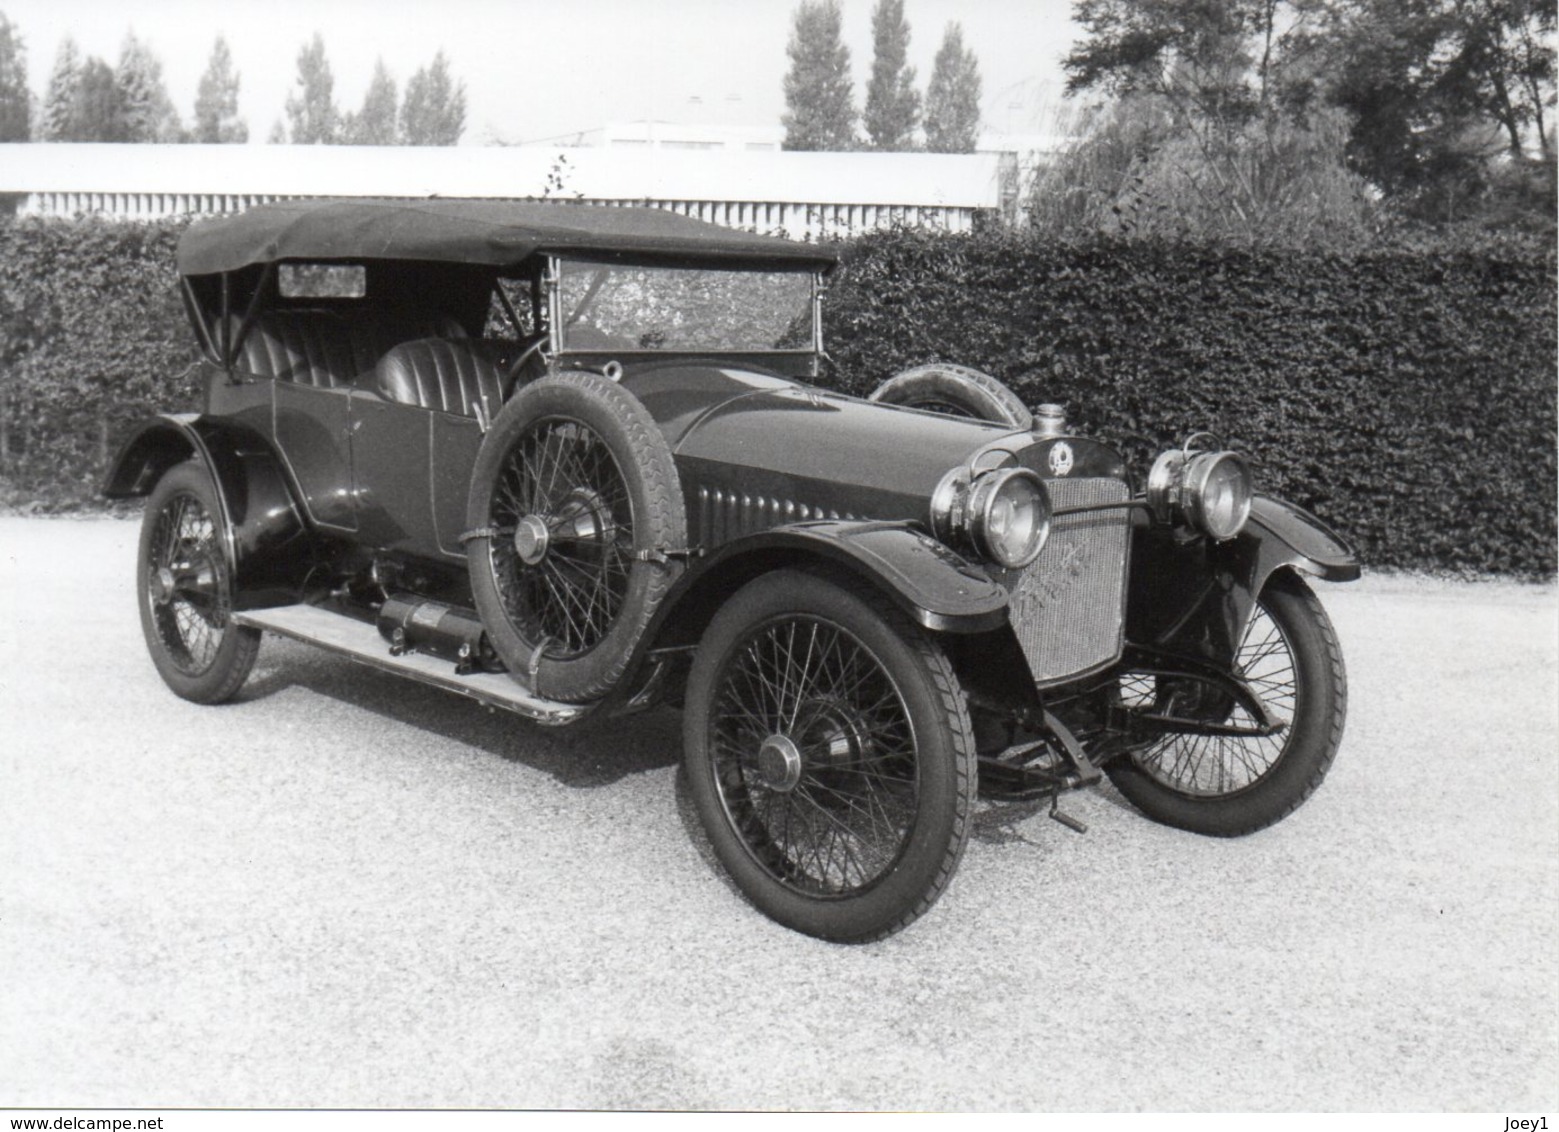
[[1128, 495, 1358, 666], [652, 520, 1009, 648], [104, 413, 318, 608], [1240, 496, 1361, 588]]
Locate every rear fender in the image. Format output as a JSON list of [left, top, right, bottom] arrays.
[[104, 413, 318, 608], [1128, 495, 1358, 666]]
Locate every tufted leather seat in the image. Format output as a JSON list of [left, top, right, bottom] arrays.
[[230, 312, 465, 389], [374, 338, 512, 417]]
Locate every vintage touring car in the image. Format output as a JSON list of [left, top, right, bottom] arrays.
[[107, 199, 1358, 942]]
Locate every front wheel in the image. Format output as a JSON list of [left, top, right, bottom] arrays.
[[683, 570, 976, 942], [1105, 572, 1347, 836], [137, 461, 260, 704]]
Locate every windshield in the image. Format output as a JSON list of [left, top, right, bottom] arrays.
[[555, 259, 815, 353]]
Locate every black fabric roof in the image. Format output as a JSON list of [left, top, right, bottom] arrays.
[[177, 198, 838, 276]]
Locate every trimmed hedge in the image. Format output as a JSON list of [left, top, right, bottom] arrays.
[[0, 217, 198, 510], [0, 216, 1553, 576], [822, 229, 1557, 578]]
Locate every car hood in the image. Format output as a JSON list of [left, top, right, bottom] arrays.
[[623, 361, 1017, 519]]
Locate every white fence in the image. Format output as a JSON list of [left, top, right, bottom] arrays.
[[0, 144, 1009, 237]]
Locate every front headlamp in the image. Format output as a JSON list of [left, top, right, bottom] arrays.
[[932, 464, 1052, 569], [1148, 438, 1253, 541]]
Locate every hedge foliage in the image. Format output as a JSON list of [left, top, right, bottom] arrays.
[[822, 229, 1557, 578], [0, 217, 198, 509], [0, 215, 1552, 576]]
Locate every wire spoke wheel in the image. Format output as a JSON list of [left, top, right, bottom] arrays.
[[711, 615, 920, 896], [467, 372, 685, 703], [1121, 602, 1296, 797], [136, 462, 259, 704], [488, 419, 633, 658], [1105, 573, 1347, 837], [147, 490, 229, 674], [684, 570, 975, 942]]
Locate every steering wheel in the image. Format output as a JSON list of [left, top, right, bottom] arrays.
[[506, 334, 550, 385]]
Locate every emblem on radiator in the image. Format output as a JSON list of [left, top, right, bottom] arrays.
[[1047, 441, 1074, 476]]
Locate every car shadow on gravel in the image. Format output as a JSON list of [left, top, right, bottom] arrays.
[[237, 641, 681, 788]]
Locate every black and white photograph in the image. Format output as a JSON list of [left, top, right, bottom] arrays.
[[0, 0, 1554, 1116]]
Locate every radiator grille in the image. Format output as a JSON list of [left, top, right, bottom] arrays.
[[1008, 477, 1132, 685]]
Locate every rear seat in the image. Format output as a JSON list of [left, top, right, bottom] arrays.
[[229, 311, 464, 389], [374, 339, 512, 417]]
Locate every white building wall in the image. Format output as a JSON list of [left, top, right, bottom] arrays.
[[0, 144, 1007, 237]]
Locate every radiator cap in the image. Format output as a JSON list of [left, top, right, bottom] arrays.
[[1032, 403, 1067, 437]]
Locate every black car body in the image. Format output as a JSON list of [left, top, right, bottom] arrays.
[[108, 199, 1358, 941]]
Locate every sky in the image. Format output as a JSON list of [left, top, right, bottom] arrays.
[[2, 0, 1085, 144]]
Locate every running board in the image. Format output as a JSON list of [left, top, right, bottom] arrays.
[[233, 603, 589, 726]]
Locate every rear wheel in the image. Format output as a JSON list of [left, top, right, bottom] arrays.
[[683, 570, 976, 942], [868, 363, 1033, 429], [1105, 572, 1346, 836], [137, 461, 259, 704]]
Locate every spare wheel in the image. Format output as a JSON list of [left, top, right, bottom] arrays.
[[466, 370, 686, 703], [868, 363, 1033, 429]]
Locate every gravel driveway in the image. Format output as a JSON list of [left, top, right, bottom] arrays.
[[2, 516, 1554, 1110]]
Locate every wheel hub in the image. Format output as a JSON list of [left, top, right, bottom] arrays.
[[799, 701, 870, 766], [756, 734, 804, 793], [149, 566, 177, 606], [551, 487, 613, 545], [513, 515, 551, 565], [149, 560, 217, 607]]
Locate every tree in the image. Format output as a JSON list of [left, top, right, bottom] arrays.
[[924, 23, 982, 152], [1056, 0, 1391, 241], [400, 51, 464, 145], [1063, 0, 1326, 125], [40, 37, 80, 141], [781, 0, 857, 150], [864, 0, 920, 150], [116, 32, 182, 142], [192, 36, 248, 143], [0, 13, 28, 141], [1322, 0, 1555, 222], [343, 58, 398, 144], [70, 56, 126, 142], [283, 33, 338, 144]]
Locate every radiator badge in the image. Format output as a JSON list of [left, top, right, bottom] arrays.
[[1047, 441, 1074, 477]]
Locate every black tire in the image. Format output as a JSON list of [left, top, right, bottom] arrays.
[[868, 363, 1033, 429], [137, 461, 260, 704], [683, 570, 976, 942], [1105, 572, 1347, 837], [466, 371, 686, 703]]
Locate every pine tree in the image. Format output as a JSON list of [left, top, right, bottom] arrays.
[[117, 32, 182, 142], [0, 13, 29, 141], [400, 50, 464, 145], [193, 36, 248, 143], [41, 37, 81, 140], [863, 0, 919, 150], [283, 33, 338, 144], [345, 58, 398, 144], [924, 22, 982, 153], [781, 0, 857, 150], [72, 56, 126, 142]]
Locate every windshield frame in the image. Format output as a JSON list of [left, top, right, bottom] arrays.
[[544, 254, 823, 363]]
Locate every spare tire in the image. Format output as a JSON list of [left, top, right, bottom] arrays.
[[466, 371, 686, 703], [868, 363, 1033, 429]]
